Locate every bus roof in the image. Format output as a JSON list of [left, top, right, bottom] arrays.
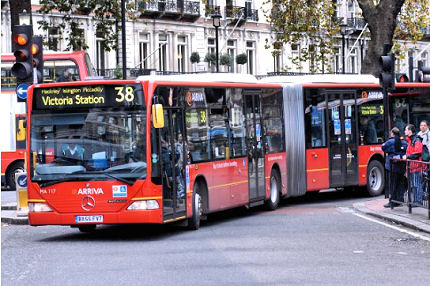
[[137, 73, 258, 84], [1, 50, 87, 61], [259, 74, 379, 85]]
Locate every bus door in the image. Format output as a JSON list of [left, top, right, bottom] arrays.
[[327, 91, 359, 187], [244, 90, 265, 201], [160, 106, 186, 221]]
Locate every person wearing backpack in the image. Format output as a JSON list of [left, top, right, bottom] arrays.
[[403, 124, 424, 205], [418, 120, 430, 162], [383, 127, 408, 208]]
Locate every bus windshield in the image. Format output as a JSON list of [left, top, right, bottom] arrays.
[[29, 83, 146, 185]]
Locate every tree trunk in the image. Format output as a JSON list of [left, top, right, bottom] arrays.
[[357, 0, 405, 76]]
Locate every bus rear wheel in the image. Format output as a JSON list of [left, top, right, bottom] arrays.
[[187, 183, 202, 230], [6, 161, 24, 190], [366, 160, 384, 196], [265, 170, 281, 210]]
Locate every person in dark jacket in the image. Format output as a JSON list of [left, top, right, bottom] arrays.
[[403, 124, 424, 205], [382, 127, 407, 208]]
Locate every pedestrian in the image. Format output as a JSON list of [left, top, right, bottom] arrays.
[[403, 124, 424, 205], [382, 127, 407, 208], [417, 120, 430, 151]]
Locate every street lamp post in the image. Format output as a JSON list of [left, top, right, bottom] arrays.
[[339, 23, 348, 74], [212, 13, 221, 73]]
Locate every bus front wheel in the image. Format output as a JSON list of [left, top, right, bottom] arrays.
[[265, 170, 281, 210], [366, 160, 384, 197], [187, 183, 202, 230]]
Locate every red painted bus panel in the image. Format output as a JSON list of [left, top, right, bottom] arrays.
[[358, 145, 383, 185], [265, 153, 287, 196], [306, 148, 330, 191]]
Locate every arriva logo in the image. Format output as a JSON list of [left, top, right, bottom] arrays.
[[77, 188, 104, 195]]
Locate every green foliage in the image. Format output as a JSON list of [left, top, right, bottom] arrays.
[[114, 66, 122, 79], [263, 0, 339, 73], [220, 54, 233, 66], [236, 53, 248, 65], [393, 0, 430, 60], [190, 52, 201, 64], [38, 0, 135, 51], [204, 53, 216, 65]]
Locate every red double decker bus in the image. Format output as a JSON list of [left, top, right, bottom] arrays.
[[1, 51, 96, 190]]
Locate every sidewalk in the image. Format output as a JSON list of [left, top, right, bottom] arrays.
[[1, 190, 28, 225], [353, 198, 430, 234]]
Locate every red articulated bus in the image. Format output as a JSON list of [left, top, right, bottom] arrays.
[[25, 73, 430, 231], [26, 74, 286, 231], [1, 51, 96, 190]]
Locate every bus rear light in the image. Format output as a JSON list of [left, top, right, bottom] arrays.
[[127, 200, 159, 210], [29, 203, 52, 212]]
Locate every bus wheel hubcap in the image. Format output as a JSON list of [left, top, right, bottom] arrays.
[[270, 176, 278, 203], [369, 167, 382, 190]]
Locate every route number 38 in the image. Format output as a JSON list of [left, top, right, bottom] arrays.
[[115, 86, 134, 102]]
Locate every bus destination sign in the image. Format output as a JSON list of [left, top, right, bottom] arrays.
[[33, 84, 143, 110]]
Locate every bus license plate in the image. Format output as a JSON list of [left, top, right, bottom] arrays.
[[75, 215, 103, 223]]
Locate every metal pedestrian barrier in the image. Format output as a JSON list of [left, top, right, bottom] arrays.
[[389, 159, 430, 219]]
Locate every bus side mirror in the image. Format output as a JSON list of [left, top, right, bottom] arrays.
[[152, 104, 164, 128]]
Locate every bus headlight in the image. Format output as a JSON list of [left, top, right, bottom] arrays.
[[127, 200, 159, 210], [29, 203, 52, 212]]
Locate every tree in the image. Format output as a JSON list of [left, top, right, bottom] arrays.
[[220, 54, 233, 67], [38, 0, 135, 51], [236, 53, 248, 65], [266, 0, 430, 76], [264, 0, 339, 73], [190, 52, 200, 64]]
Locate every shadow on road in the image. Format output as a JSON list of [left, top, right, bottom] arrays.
[[36, 188, 374, 242]]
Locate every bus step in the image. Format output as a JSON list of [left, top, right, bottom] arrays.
[[248, 200, 264, 208]]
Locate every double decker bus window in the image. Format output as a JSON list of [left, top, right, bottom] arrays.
[[304, 90, 327, 148], [30, 84, 146, 183], [357, 90, 384, 145], [409, 89, 430, 128], [44, 59, 80, 82], [227, 88, 246, 157], [0, 62, 16, 90], [262, 89, 285, 153]]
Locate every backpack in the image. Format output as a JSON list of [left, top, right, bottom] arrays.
[[422, 144, 430, 162]]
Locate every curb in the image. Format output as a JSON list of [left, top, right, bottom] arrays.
[[1, 210, 28, 225], [1, 203, 17, 211], [353, 202, 430, 235]]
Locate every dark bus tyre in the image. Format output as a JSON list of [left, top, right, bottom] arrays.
[[6, 161, 24, 190], [366, 160, 384, 196], [265, 170, 281, 210], [187, 183, 202, 230]]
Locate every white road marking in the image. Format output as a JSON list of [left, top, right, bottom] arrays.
[[353, 212, 430, 242]]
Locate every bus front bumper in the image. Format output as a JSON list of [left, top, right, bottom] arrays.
[[28, 209, 164, 226]]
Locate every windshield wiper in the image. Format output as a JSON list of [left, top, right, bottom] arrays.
[[37, 176, 83, 187], [71, 170, 135, 186]]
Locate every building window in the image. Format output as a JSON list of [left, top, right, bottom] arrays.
[[177, 36, 187, 73], [159, 34, 168, 71], [350, 48, 357, 74], [208, 38, 216, 70], [334, 47, 340, 73], [139, 32, 149, 70], [422, 51, 428, 67], [227, 40, 236, 72], [96, 40, 106, 72], [291, 44, 300, 72], [246, 41, 255, 74], [48, 27, 60, 51], [309, 45, 316, 72]]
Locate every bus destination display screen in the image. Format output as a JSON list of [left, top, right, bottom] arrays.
[[33, 84, 144, 110]]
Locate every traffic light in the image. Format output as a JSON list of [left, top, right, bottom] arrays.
[[417, 60, 430, 82], [11, 25, 33, 83], [379, 53, 395, 90], [396, 73, 409, 83], [32, 35, 43, 83]]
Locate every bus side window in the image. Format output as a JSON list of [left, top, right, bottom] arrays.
[[227, 88, 246, 157], [305, 91, 326, 148], [262, 89, 284, 153]]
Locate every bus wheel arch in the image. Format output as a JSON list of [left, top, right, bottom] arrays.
[[187, 176, 208, 230], [265, 166, 281, 210], [366, 157, 384, 197], [5, 160, 25, 190]]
